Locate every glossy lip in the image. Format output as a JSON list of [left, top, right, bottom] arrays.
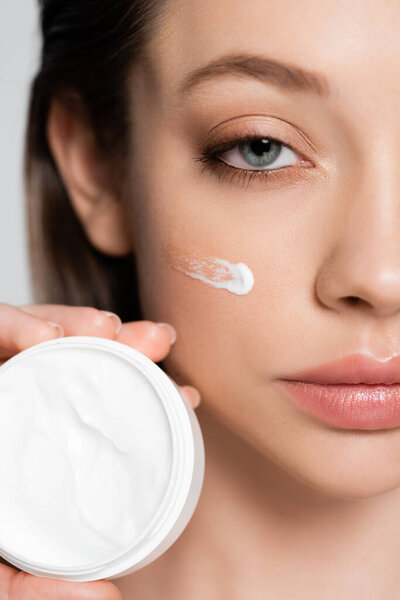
[[280, 353, 400, 385], [278, 353, 400, 430]]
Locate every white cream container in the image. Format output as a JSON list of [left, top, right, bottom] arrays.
[[0, 335, 205, 581]]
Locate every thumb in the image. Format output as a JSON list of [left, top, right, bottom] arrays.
[[0, 563, 122, 600]]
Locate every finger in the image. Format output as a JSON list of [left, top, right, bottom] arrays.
[[164, 373, 202, 409], [114, 321, 177, 362], [178, 385, 202, 409], [0, 564, 122, 600], [114, 323, 202, 406], [19, 304, 121, 339], [0, 303, 63, 361]]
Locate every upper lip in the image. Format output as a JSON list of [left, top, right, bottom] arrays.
[[280, 353, 400, 385]]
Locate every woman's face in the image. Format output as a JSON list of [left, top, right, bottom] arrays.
[[125, 0, 400, 500]]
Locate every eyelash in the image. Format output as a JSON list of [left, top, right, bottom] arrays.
[[194, 134, 309, 189]]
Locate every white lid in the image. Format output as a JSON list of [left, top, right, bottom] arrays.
[[0, 336, 205, 580]]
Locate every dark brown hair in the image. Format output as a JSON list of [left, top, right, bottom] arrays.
[[25, 0, 167, 322]]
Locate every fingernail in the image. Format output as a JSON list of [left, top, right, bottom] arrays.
[[157, 323, 177, 345], [45, 321, 64, 338], [182, 385, 201, 409], [102, 311, 122, 335]]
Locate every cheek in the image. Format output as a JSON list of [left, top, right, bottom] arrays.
[[131, 179, 309, 409], [129, 139, 318, 394], [128, 144, 319, 459]]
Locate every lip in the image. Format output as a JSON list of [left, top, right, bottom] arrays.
[[278, 353, 400, 430], [282, 353, 400, 385]]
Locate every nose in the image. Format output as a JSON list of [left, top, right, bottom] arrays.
[[315, 152, 400, 319]]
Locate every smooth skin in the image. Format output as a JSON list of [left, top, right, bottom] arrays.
[[7, 0, 400, 597]]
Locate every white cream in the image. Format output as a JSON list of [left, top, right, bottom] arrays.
[[170, 254, 254, 295], [0, 346, 173, 569]]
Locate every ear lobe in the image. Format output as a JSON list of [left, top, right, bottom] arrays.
[[46, 98, 134, 256]]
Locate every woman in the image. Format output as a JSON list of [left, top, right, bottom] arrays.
[[2, 0, 400, 597]]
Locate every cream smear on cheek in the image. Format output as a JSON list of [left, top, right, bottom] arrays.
[[169, 252, 254, 295]]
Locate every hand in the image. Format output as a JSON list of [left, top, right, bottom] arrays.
[[0, 562, 123, 600], [0, 302, 201, 408], [0, 302, 202, 599]]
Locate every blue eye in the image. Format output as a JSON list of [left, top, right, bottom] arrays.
[[220, 138, 298, 171], [194, 134, 310, 190]]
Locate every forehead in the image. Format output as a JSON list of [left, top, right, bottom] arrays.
[[142, 0, 400, 107]]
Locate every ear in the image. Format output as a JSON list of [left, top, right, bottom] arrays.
[[46, 98, 134, 256]]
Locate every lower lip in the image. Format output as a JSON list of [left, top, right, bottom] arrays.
[[279, 380, 400, 430]]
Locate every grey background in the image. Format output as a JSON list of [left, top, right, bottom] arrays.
[[0, 0, 39, 305]]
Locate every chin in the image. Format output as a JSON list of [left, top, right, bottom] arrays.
[[271, 429, 400, 502], [291, 463, 400, 501]]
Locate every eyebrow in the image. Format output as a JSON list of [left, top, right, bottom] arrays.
[[178, 53, 332, 98]]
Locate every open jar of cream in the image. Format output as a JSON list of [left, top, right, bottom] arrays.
[[0, 336, 205, 581]]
